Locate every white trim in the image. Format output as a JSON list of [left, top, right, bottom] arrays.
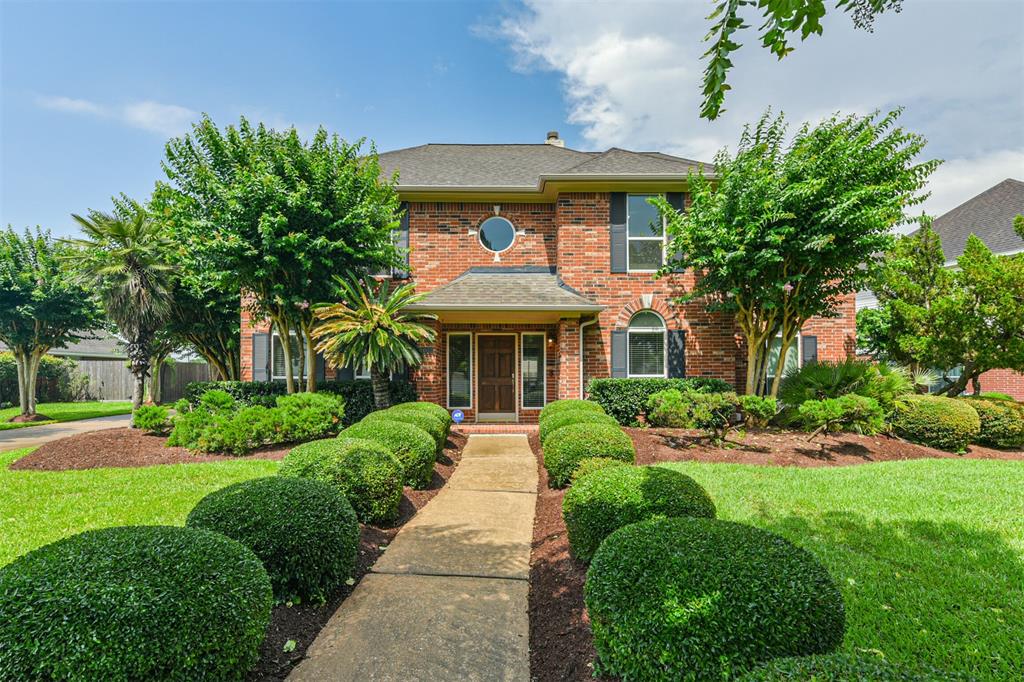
[[475, 333, 518, 420], [446, 332, 473, 409], [354, 362, 370, 380], [520, 332, 546, 410], [626, 193, 667, 273], [626, 310, 667, 378], [579, 316, 598, 399], [477, 216, 517, 254]]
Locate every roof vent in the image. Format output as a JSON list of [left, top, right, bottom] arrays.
[[545, 130, 564, 147]]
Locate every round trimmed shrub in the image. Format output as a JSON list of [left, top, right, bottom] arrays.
[[569, 456, 629, 484], [738, 652, 962, 681], [389, 401, 453, 435], [539, 398, 606, 423], [0, 525, 271, 681], [342, 419, 436, 489], [539, 409, 619, 444], [563, 465, 716, 561], [585, 517, 845, 681], [892, 395, 981, 453], [543, 423, 635, 488], [364, 408, 445, 451], [187, 476, 359, 603], [279, 438, 403, 524], [960, 397, 1024, 449]]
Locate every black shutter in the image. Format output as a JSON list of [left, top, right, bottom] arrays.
[[315, 353, 327, 382], [610, 193, 627, 273], [252, 333, 270, 381], [394, 202, 410, 279], [666, 192, 685, 273], [337, 364, 355, 381], [611, 330, 628, 378], [390, 363, 406, 383], [801, 335, 818, 366], [667, 329, 686, 378]]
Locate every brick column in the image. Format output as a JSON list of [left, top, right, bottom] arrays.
[[412, 320, 444, 406], [558, 317, 581, 399]]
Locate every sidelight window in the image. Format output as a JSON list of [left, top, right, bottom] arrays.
[[447, 333, 472, 408], [521, 333, 546, 408]]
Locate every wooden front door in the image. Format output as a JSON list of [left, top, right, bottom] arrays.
[[478, 335, 516, 414]]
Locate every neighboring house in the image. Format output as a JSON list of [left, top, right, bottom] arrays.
[[857, 178, 1024, 399], [240, 132, 855, 422], [0, 329, 127, 362]]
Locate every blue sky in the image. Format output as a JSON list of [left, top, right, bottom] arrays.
[[2, 1, 1022, 236]]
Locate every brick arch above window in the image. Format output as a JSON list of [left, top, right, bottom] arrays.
[[614, 294, 682, 329]]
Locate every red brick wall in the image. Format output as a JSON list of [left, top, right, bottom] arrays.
[[977, 368, 1024, 400]]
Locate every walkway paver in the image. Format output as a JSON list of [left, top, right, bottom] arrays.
[[289, 434, 537, 682], [0, 414, 132, 453]]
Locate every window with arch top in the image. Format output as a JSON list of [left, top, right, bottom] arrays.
[[627, 310, 666, 377]]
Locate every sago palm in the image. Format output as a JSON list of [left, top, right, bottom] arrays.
[[313, 274, 437, 409], [67, 204, 175, 418]]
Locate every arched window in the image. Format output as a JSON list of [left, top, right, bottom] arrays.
[[627, 311, 666, 377], [478, 216, 516, 253]]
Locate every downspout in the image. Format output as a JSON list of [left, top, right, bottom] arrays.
[[579, 315, 598, 399]]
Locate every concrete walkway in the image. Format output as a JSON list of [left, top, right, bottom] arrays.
[[0, 414, 132, 453], [290, 434, 538, 682]]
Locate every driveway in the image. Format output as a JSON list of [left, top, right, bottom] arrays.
[[0, 414, 133, 453]]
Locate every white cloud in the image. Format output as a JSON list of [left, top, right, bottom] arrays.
[[494, 0, 1024, 217], [34, 94, 197, 137], [35, 95, 104, 115]]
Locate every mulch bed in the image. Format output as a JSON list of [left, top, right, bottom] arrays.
[[526, 427, 1024, 682]]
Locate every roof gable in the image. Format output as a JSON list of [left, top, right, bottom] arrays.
[[931, 178, 1024, 261]]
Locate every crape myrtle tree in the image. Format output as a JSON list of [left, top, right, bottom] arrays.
[[655, 108, 938, 397], [0, 227, 101, 420], [152, 115, 402, 394], [163, 271, 241, 382]]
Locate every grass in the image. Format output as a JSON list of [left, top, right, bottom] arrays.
[[0, 401, 133, 430], [0, 448, 278, 566], [658, 459, 1024, 681]]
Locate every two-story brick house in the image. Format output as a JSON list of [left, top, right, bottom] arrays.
[[240, 132, 856, 423]]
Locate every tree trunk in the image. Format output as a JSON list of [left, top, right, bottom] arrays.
[[970, 374, 981, 395], [27, 350, 42, 416], [272, 315, 296, 394], [769, 331, 798, 399], [937, 361, 976, 397], [295, 335, 306, 392], [14, 350, 30, 417], [370, 364, 391, 410], [303, 325, 318, 393]]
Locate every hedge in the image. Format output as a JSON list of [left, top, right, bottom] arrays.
[[187, 476, 359, 603], [0, 526, 272, 681], [183, 379, 416, 425], [543, 423, 635, 488], [539, 398, 606, 423], [538, 409, 619, 444], [960, 397, 1024, 449], [364, 408, 446, 452], [568, 456, 629, 484], [389, 401, 453, 437], [341, 419, 437, 489], [563, 465, 716, 561], [892, 395, 981, 453], [279, 438, 404, 523], [585, 517, 845, 681], [738, 652, 963, 681], [586, 377, 733, 425]]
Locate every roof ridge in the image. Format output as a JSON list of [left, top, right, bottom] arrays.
[[937, 178, 1024, 220]]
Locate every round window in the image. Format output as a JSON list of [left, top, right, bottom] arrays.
[[478, 216, 516, 253]]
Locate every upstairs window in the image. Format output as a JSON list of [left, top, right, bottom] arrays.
[[628, 311, 666, 377], [627, 194, 664, 272], [478, 216, 516, 253]]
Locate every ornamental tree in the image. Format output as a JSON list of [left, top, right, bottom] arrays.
[[152, 116, 403, 394], [656, 109, 937, 396], [0, 228, 101, 419]]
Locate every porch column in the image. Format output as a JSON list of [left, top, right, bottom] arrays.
[[557, 317, 581, 399], [412, 319, 444, 407]]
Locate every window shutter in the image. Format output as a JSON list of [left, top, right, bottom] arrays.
[[610, 193, 627, 273], [390, 363, 406, 383], [611, 330, 628, 378], [252, 333, 270, 381], [801, 335, 818, 366], [315, 353, 326, 382], [666, 192, 685, 273], [337, 364, 355, 381], [667, 329, 686, 378], [394, 202, 410, 279]]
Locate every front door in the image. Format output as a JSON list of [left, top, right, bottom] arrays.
[[478, 335, 516, 415]]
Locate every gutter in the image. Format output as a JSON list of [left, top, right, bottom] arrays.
[[396, 170, 719, 195], [579, 315, 599, 399], [404, 304, 605, 312]]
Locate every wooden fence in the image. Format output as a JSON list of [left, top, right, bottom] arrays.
[[77, 360, 211, 403]]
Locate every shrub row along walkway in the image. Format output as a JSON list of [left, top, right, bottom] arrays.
[[0, 414, 132, 453], [290, 434, 537, 681]]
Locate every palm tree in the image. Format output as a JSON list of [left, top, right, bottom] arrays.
[[313, 275, 437, 409], [67, 204, 174, 420]]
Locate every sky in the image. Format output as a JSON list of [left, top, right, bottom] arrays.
[[2, 0, 1022, 237]]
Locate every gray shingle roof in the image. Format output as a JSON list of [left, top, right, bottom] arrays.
[[0, 329, 126, 359], [931, 178, 1024, 262], [377, 143, 708, 189], [405, 267, 603, 311]]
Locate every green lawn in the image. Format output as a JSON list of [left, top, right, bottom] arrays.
[[659, 459, 1024, 681], [0, 448, 278, 566], [0, 401, 133, 430]]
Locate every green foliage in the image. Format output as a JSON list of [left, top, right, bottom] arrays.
[[586, 377, 733, 425], [0, 353, 91, 406], [132, 404, 170, 434], [199, 388, 236, 412], [892, 395, 980, 453], [979, 391, 1015, 402], [738, 652, 961, 681], [364, 407, 445, 451], [797, 394, 886, 438], [389, 401, 453, 437], [647, 389, 741, 442], [279, 437, 403, 524], [341, 419, 436, 489], [538, 409, 619, 444], [779, 359, 913, 418], [186, 476, 359, 603], [585, 517, 845, 681], [0, 525, 272, 681], [740, 394, 777, 427], [568, 457, 630, 485], [563, 465, 716, 561], [539, 398, 606, 423], [543, 423, 636, 488], [959, 398, 1024, 449], [275, 392, 346, 442], [645, 388, 697, 427]]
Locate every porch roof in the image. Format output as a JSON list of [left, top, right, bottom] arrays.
[[406, 267, 604, 314]]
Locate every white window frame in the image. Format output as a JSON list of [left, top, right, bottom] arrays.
[[765, 333, 801, 390], [626, 193, 666, 273], [353, 362, 370, 380], [270, 332, 310, 381], [520, 332, 547, 410], [477, 216, 517, 254], [627, 311, 667, 378], [446, 332, 473, 409]]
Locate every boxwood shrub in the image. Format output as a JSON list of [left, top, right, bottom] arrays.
[[960, 397, 1024, 449], [738, 652, 962, 681], [543, 423, 635, 488], [563, 465, 716, 561], [538, 409, 619, 444], [132, 404, 170, 434], [568, 456, 629, 484], [389, 401, 453, 438], [187, 476, 359, 603], [279, 438, 404, 524], [586, 377, 734, 425], [585, 517, 845, 681], [275, 392, 346, 442], [341, 419, 436, 489], [539, 398, 606, 423], [892, 395, 981, 453], [0, 525, 272, 681], [364, 408, 445, 452]]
